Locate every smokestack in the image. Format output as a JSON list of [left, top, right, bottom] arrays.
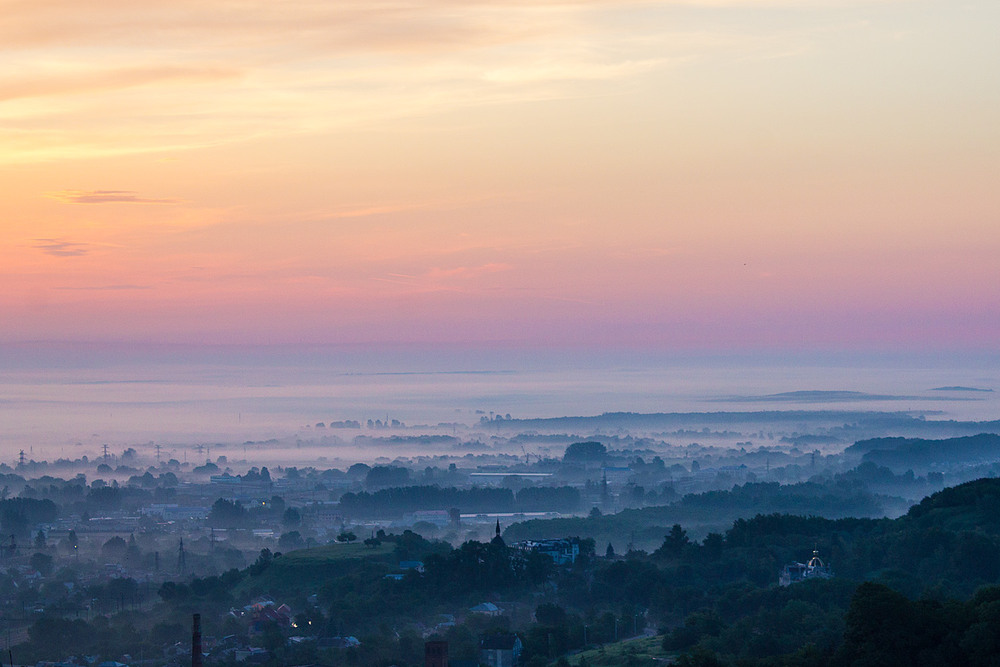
[[424, 640, 448, 667], [192, 613, 202, 667]]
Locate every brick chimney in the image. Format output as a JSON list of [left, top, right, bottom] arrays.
[[192, 613, 202, 667]]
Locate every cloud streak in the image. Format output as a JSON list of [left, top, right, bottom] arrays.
[[0, 65, 240, 103], [425, 263, 512, 280], [47, 190, 181, 205], [33, 238, 94, 257], [0, 0, 829, 163], [54, 284, 152, 291], [3, 0, 997, 350]]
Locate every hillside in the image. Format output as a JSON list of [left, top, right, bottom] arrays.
[[845, 433, 1000, 472], [235, 542, 396, 597], [503, 480, 907, 549]]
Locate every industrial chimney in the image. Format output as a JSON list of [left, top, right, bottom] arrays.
[[192, 613, 202, 667], [425, 640, 448, 667]]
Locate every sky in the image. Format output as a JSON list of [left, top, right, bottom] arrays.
[[2, 0, 999, 351]]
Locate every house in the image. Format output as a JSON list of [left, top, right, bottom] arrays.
[[248, 601, 292, 633], [316, 636, 361, 649], [779, 550, 833, 586], [385, 560, 424, 581], [141, 504, 209, 521], [511, 538, 580, 565], [405, 509, 451, 527], [479, 633, 522, 667], [20, 569, 43, 584], [234, 648, 270, 663], [163, 641, 189, 660], [469, 602, 502, 616], [431, 613, 456, 634], [399, 560, 425, 572], [602, 466, 632, 484]]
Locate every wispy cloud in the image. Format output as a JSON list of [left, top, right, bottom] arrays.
[[47, 190, 181, 205], [33, 238, 94, 257], [0, 65, 240, 103], [0, 0, 782, 163], [321, 203, 431, 219], [373, 262, 514, 294], [54, 284, 152, 291], [483, 57, 670, 84], [539, 294, 598, 305], [426, 263, 512, 279]]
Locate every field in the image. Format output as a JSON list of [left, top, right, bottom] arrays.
[[277, 541, 396, 563], [559, 634, 674, 666], [235, 541, 396, 596]]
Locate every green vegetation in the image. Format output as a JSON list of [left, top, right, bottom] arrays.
[[504, 479, 907, 548], [17, 475, 1000, 666], [279, 541, 396, 563], [848, 433, 1000, 473], [562, 635, 671, 666], [235, 540, 400, 597], [337, 484, 582, 517]]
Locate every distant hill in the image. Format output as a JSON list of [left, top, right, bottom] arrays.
[[726, 390, 919, 402], [503, 480, 907, 549], [235, 542, 395, 597], [488, 411, 1000, 440], [497, 410, 922, 429], [931, 386, 993, 392], [846, 433, 1000, 472], [905, 477, 1000, 532]]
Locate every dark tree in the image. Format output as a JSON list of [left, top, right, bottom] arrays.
[[654, 524, 690, 559], [563, 441, 607, 463], [282, 507, 301, 527]]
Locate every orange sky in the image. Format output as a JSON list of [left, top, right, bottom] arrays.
[[2, 0, 998, 349]]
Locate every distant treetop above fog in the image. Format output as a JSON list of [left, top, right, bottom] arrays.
[[563, 441, 607, 463]]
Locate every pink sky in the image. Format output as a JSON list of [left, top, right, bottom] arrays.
[[2, 0, 998, 350]]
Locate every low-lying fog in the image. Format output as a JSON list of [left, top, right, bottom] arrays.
[[2, 344, 998, 465]]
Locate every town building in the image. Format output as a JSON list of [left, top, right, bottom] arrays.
[[479, 633, 522, 667], [511, 538, 581, 565], [779, 550, 833, 586]]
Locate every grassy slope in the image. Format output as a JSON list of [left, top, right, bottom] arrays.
[[277, 542, 396, 564], [558, 635, 674, 666], [234, 542, 396, 597]]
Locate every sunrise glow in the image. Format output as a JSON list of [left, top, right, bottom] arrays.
[[3, 0, 998, 349]]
